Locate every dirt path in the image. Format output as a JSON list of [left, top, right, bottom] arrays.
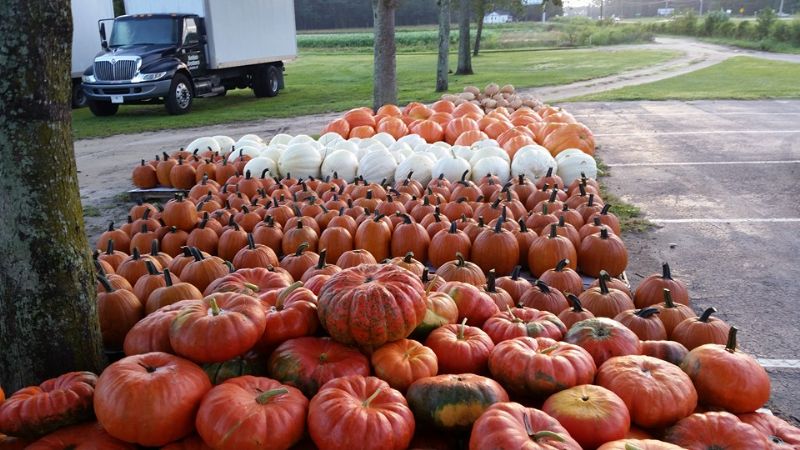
[[76, 37, 800, 242]]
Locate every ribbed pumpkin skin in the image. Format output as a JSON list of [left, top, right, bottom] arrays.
[[469, 402, 582, 450], [737, 412, 800, 448], [406, 374, 509, 430], [482, 307, 568, 344], [665, 412, 769, 449], [564, 317, 642, 367], [596, 440, 685, 450], [23, 422, 135, 450], [317, 264, 426, 352]]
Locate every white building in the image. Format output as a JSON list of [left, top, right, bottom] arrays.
[[484, 11, 513, 23]]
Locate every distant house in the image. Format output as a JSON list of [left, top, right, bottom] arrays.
[[484, 11, 513, 23]]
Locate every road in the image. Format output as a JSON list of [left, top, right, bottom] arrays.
[[567, 99, 800, 424]]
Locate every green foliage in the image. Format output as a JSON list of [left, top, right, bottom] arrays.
[[702, 11, 729, 36], [672, 10, 698, 35], [756, 8, 777, 38], [569, 56, 800, 102], [736, 20, 753, 39]]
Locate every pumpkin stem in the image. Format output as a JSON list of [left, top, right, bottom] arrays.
[[587, 194, 594, 207], [144, 260, 159, 276], [662, 288, 675, 308], [567, 294, 584, 312], [593, 217, 602, 226], [518, 219, 528, 233], [698, 307, 717, 322], [277, 281, 304, 309], [600, 227, 609, 239], [316, 250, 328, 269], [487, 270, 497, 292], [511, 265, 521, 280], [256, 387, 288, 404], [362, 387, 383, 408], [635, 307, 660, 318], [555, 259, 569, 273], [97, 274, 114, 293], [725, 326, 738, 353], [247, 233, 256, 250], [542, 204, 549, 215], [548, 224, 558, 239], [295, 242, 309, 256], [460, 169, 469, 182], [455, 252, 466, 267], [132, 247, 141, 260], [530, 431, 566, 443], [557, 215, 565, 227], [661, 262, 673, 280], [225, 261, 235, 273], [457, 317, 468, 340], [624, 444, 645, 450], [548, 188, 558, 203], [601, 203, 612, 215], [598, 270, 609, 294], [106, 239, 114, 255], [493, 215, 504, 233], [208, 297, 221, 316], [189, 247, 204, 261], [163, 269, 174, 287], [448, 221, 458, 234], [422, 268, 430, 283], [403, 252, 414, 263], [535, 279, 551, 293]]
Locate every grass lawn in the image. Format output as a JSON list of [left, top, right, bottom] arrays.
[[567, 56, 800, 101], [72, 48, 679, 139]]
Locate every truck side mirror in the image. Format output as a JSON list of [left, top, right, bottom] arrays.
[[99, 23, 108, 49]]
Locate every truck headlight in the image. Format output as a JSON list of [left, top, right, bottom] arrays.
[[81, 74, 96, 83], [131, 72, 168, 83]]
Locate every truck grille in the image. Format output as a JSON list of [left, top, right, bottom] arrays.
[[94, 60, 138, 81]]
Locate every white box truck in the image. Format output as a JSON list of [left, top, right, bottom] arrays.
[[81, 0, 298, 116], [71, 0, 115, 107]]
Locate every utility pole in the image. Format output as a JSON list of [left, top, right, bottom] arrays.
[[600, 0, 604, 19], [778, 0, 785, 15], [699, 0, 704, 15]]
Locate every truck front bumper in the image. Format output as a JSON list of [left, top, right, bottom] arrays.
[[83, 79, 172, 103]]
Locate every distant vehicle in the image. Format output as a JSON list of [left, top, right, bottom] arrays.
[[71, 0, 115, 108], [81, 0, 298, 116]]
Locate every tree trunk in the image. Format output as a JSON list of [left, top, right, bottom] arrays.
[[372, 0, 398, 111], [456, 0, 473, 75], [0, 0, 106, 392], [473, 0, 486, 57], [436, 0, 451, 92]]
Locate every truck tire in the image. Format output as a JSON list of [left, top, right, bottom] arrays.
[[165, 73, 193, 115], [253, 65, 280, 98], [72, 80, 87, 108], [88, 100, 119, 116]]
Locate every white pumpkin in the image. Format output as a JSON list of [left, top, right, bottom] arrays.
[[511, 144, 557, 180], [236, 139, 266, 151], [555, 148, 586, 164], [471, 139, 500, 149], [212, 135, 236, 151], [358, 148, 397, 184], [398, 134, 426, 148], [452, 145, 473, 160], [432, 153, 471, 182], [288, 134, 315, 146], [426, 144, 451, 161], [321, 150, 358, 182], [388, 141, 412, 154], [318, 132, 344, 147], [278, 142, 322, 179], [470, 146, 509, 165], [334, 140, 359, 153], [372, 132, 396, 148], [268, 134, 292, 147], [227, 145, 262, 162], [395, 153, 435, 186], [357, 138, 379, 149], [472, 156, 511, 184], [557, 152, 597, 184], [186, 137, 221, 155], [432, 141, 451, 149], [241, 134, 265, 144], [243, 157, 278, 179]]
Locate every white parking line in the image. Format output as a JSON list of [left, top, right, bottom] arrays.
[[573, 112, 800, 118], [758, 359, 800, 369], [651, 218, 800, 224], [606, 160, 800, 167], [595, 130, 800, 137]]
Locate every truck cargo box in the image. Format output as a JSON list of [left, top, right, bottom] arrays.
[[123, 0, 297, 69], [72, 0, 115, 77]]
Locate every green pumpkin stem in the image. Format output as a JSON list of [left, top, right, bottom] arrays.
[[209, 298, 221, 316], [163, 269, 174, 287], [225, 261, 235, 273], [256, 388, 288, 404], [316, 250, 328, 269], [247, 233, 256, 250], [458, 317, 468, 340], [362, 387, 383, 408], [662, 288, 676, 308], [97, 274, 114, 293], [548, 224, 558, 239], [295, 242, 309, 256], [144, 260, 159, 276]]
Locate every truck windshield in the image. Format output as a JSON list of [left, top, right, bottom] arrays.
[[109, 17, 179, 47]]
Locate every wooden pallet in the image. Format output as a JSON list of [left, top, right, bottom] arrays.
[[128, 187, 188, 203]]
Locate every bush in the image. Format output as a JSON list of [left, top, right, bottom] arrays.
[[736, 20, 754, 39], [756, 8, 776, 38], [715, 21, 736, 38], [771, 21, 791, 42], [703, 11, 729, 36], [671, 10, 698, 35], [791, 19, 800, 46]]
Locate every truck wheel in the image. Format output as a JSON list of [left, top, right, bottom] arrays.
[[88, 100, 119, 116], [72, 81, 87, 108], [165, 73, 193, 115], [253, 65, 280, 98]]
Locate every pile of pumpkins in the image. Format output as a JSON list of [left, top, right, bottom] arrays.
[[1, 100, 797, 448]]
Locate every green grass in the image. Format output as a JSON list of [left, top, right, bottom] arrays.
[[593, 155, 653, 233], [567, 56, 800, 102], [72, 48, 679, 139], [698, 36, 800, 54]]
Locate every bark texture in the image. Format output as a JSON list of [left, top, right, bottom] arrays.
[[456, 0, 473, 75], [436, 0, 451, 92], [372, 0, 398, 110], [473, 0, 486, 56], [0, 0, 105, 392]]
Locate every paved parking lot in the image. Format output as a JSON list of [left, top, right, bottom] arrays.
[[567, 99, 800, 423]]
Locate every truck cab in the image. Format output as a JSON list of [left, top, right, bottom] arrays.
[[82, 0, 296, 117]]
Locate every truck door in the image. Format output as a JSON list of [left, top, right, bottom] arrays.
[[180, 17, 205, 76]]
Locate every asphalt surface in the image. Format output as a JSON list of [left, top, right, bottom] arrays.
[[565, 99, 800, 424]]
